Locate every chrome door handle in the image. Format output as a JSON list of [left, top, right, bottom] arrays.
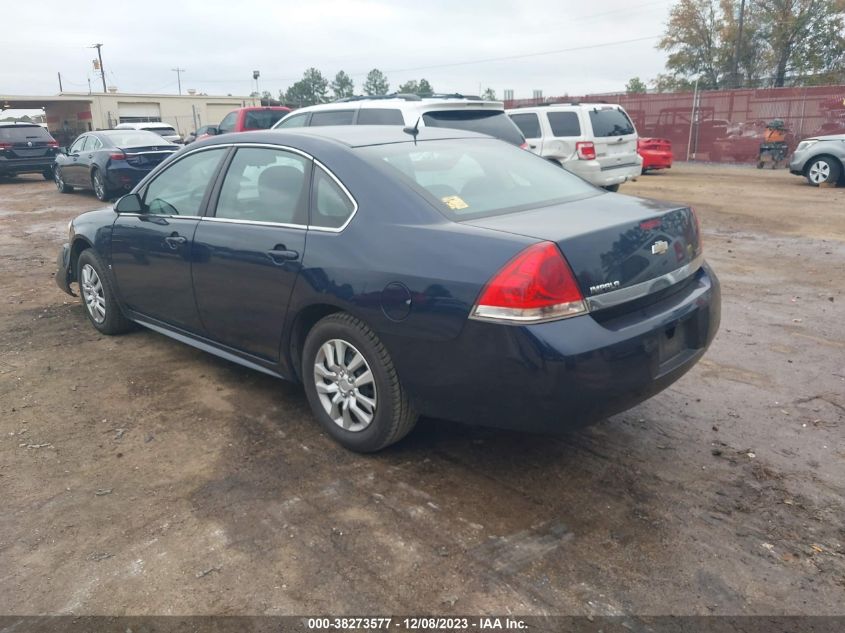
[[164, 235, 187, 249]]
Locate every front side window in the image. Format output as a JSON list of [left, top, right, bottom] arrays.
[[215, 147, 310, 225], [509, 113, 542, 139], [69, 136, 87, 153], [87, 137, 103, 151], [361, 138, 597, 220], [311, 167, 355, 229], [588, 108, 635, 137], [218, 112, 237, 134], [310, 110, 355, 126], [275, 113, 309, 128], [547, 112, 581, 137], [142, 148, 227, 216]]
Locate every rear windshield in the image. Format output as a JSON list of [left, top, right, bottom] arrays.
[[144, 126, 178, 136], [588, 108, 635, 137], [360, 138, 597, 220], [103, 131, 174, 147], [0, 125, 53, 141], [422, 110, 525, 146], [244, 110, 288, 129]]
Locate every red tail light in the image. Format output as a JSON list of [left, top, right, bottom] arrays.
[[576, 141, 596, 160], [0, 141, 12, 150], [470, 242, 586, 323], [48, 140, 59, 147], [110, 152, 127, 160], [519, 141, 529, 150]]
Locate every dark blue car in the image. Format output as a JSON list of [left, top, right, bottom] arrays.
[[54, 130, 179, 201], [55, 126, 720, 452]]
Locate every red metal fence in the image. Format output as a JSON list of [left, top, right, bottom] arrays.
[[506, 85, 845, 164]]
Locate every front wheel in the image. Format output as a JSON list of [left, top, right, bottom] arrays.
[[92, 169, 110, 201], [42, 167, 54, 181], [55, 167, 73, 193], [805, 156, 841, 186], [603, 184, 620, 192], [302, 313, 418, 452], [76, 249, 134, 335]]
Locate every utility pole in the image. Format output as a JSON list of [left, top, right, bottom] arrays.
[[731, 0, 747, 89], [91, 43, 107, 93], [172, 67, 186, 95], [57, 72, 63, 93]]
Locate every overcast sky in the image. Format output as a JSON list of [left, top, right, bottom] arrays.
[[2, 0, 674, 100]]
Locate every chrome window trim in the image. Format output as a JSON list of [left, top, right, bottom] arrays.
[[116, 213, 202, 220], [585, 253, 704, 312], [124, 142, 358, 232]]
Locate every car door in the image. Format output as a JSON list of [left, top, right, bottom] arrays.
[[544, 110, 582, 163], [64, 136, 89, 185], [80, 135, 103, 184], [190, 146, 311, 360], [110, 147, 229, 332]]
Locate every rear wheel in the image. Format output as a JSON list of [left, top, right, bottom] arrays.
[[42, 167, 53, 181], [76, 249, 133, 335], [55, 167, 73, 193], [805, 156, 841, 186], [302, 313, 417, 452], [92, 168, 110, 201]]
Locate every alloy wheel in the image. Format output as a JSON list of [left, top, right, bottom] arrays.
[[80, 263, 106, 323], [93, 172, 106, 199], [313, 338, 377, 432], [808, 160, 830, 184], [55, 168, 64, 191]]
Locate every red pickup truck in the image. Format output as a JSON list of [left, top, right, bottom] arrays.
[[192, 106, 291, 143]]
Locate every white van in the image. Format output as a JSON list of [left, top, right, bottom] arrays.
[[507, 103, 641, 191]]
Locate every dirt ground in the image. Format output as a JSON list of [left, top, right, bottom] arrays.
[[1, 163, 843, 616]]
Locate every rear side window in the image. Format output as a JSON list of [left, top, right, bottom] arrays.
[[310, 110, 355, 126], [244, 110, 288, 129], [546, 112, 581, 137], [588, 108, 635, 137], [357, 108, 404, 125], [422, 110, 525, 146], [509, 113, 541, 139], [311, 167, 355, 229], [0, 125, 52, 141]]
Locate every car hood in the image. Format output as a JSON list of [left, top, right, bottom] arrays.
[[806, 134, 845, 142]]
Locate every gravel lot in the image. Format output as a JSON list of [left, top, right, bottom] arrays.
[[1, 163, 843, 616]]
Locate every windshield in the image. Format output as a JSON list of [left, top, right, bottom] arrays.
[[360, 138, 598, 220], [422, 110, 525, 146], [244, 110, 288, 129], [0, 125, 53, 141], [102, 131, 175, 147], [589, 108, 635, 137]]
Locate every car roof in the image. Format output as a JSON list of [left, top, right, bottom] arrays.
[[287, 95, 504, 114], [196, 125, 491, 150], [116, 122, 174, 128], [506, 102, 624, 112], [0, 122, 43, 127]]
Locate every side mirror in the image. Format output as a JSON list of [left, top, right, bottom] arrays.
[[206, 126, 219, 136], [114, 193, 143, 214]]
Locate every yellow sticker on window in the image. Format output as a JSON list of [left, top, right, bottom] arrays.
[[441, 195, 469, 210]]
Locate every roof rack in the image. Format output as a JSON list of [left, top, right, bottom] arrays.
[[428, 93, 484, 101], [335, 93, 422, 103], [513, 99, 581, 108]]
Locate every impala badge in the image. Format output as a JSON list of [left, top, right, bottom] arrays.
[[651, 240, 669, 255]]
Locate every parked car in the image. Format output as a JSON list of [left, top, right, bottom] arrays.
[[216, 106, 292, 135], [638, 137, 673, 173], [184, 124, 218, 145], [55, 126, 720, 452], [114, 122, 183, 144], [273, 94, 526, 147], [507, 103, 642, 191], [53, 130, 179, 201], [789, 134, 845, 186], [0, 122, 60, 180]]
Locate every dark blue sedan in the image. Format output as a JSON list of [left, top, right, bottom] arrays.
[[54, 130, 179, 201], [55, 126, 720, 452]]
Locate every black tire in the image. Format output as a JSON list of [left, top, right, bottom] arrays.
[[54, 166, 73, 193], [92, 168, 110, 201], [302, 313, 418, 452], [42, 168, 54, 181], [804, 155, 841, 187], [603, 184, 620, 192], [76, 249, 134, 335]]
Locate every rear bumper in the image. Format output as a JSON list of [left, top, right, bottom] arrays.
[[565, 159, 642, 187], [392, 262, 720, 431], [0, 156, 55, 174], [640, 150, 673, 170], [104, 164, 156, 191], [55, 243, 75, 296]]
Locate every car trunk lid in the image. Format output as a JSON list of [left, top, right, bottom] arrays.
[[0, 126, 57, 158], [120, 145, 177, 167], [463, 193, 702, 309]]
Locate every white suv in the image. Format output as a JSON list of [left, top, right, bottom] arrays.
[[506, 103, 641, 191], [114, 122, 183, 144], [272, 94, 526, 146]]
